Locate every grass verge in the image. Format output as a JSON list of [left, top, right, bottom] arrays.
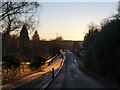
[[79, 66, 120, 88], [75, 53, 120, 88]]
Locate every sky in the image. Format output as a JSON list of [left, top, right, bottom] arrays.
[[36, 2, 118, 41]]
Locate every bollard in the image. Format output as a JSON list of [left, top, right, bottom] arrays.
[[52, 68, 54, 78], [60, 60, 63, 67], [61, 54, 64, 59]]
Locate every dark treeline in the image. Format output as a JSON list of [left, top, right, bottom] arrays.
[[80, 15, 120, 83]]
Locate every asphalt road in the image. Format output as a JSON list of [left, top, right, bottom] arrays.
[[47, 52, 107, 88]]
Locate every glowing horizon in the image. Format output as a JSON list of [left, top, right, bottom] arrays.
[[35, 2, 117, 41]]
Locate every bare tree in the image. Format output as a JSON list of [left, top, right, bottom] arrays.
[[0, 1, 40, 36]]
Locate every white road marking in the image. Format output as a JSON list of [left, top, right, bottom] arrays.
[[74, 59, 77, 63], [74, 74, 78, 78]]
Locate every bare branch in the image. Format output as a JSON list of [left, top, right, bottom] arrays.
[[0, 2, 40, 35]]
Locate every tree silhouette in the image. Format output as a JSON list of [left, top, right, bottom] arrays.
[[20, 25, 29, 42], [19, 24, 29, 57], [32, 30, 40, 41], [50, 36, 65, 55], [72, 41, 80, 52], [1, 2, 40, 56]]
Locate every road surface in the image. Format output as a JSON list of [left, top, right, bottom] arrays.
[[12, 52, 107, 89], [47, 52, 107, 88]]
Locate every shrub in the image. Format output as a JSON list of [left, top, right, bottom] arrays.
[[30, 56, 46, 70], [2, 54, 21, 68], [2, 64, 33, 85]]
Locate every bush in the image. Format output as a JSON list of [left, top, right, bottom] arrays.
[[2, 54, 21, 68], [30, 56, 46, 70], [2, 64, 33, 85]]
